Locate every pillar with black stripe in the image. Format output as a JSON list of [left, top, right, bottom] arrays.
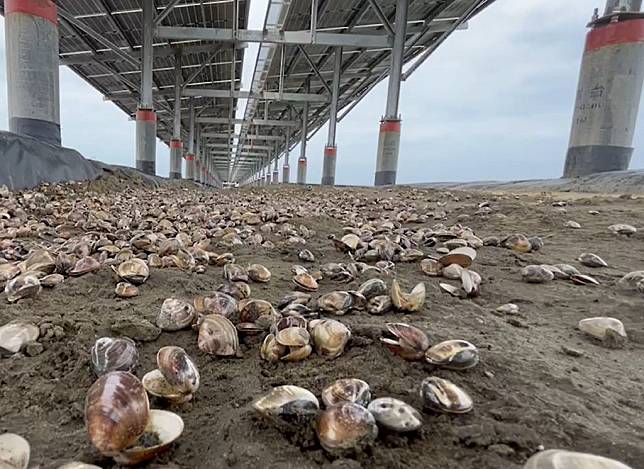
[[5, 0, 61, 146]]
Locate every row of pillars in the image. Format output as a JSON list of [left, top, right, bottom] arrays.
[[244, 0, 408, 187]]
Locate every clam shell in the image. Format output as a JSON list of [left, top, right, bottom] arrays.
[[248, 264, 271, 283], [0, 263, 21, 283], [90, 337, 138, 376], [367, 295, 392, 315], [85, 371, 150, 454], [142, 369, 191, 403], [57, 463, 102, 469], [425, 340, 479, 370], [316, 402, 378, 453], [317, 291, 353, 315], [253, 385, 319, 430], [275, 327, 310, 347], [115, 282, 139, 298], [0, 433, 30, 469], [367, 398, 423, 432], [197, 315, 240, 356], [282, 344, 313, 362], [0, 322, 39, 354], [523, 449, 633, 469], [608, 224, 637, 236], [579, 317, 627, 342], [390, 280, 426, 312], [298, 250, 315, 262], [439, 247, 476, 268], [157, 346, 199, 396], [356, 278, 388, 299], [461, 269, 481, 297], [196, 292, 238, 318], [380, 322, 430, 360], [260, 334, 287, 362], [217, 281, 251, 300], [419, 377, 473, 413], [277, 291, 311, 309], [69, 257, 101, 276], [223, 264, 248, 282], [22, 250, 56, 274], [553, 264, 580, 277], [293, 273, 318, 292], [113, 409, 184, 466], [501, 233, 532, 253], [157, 299, 197, 331], [115, 258, 150, 285], [321, 378, 371, 407], [420, 258, 443, 276], [443, 263, 464, 280], [309, 319, 351, 359], [239, 299, 278, 329], [5, 274, 41, 303], [578, 253, 608, 268], [617, 271, 644, 291], [521, 265, 554, 284], [40, 273, 64, 288]]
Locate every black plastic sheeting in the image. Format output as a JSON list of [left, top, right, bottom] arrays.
[[0, 131, 102, 190]]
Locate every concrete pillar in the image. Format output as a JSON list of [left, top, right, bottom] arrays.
[[272, 158, 279, 184], [185, 99, 195, 180], [564, 2, 644, 177], [297, 100, 309, 184], [322, 47, 342, 186], [136, 0, 156, 175], [170, 49, 182, 179], [5, 0, 60, 146], [283, 115, 291, 183], [374, 0, 408, 186], [194, 128, 202, 183]]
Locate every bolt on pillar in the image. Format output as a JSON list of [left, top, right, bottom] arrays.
[[563, 0, 644, 177], [322, 47, 342, 186], [136, 0, 157, 175], [374, 0, 408, 186], [5, 0, 61, 146]]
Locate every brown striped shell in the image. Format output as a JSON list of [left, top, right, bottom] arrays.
[[90, 337, 139, 376]]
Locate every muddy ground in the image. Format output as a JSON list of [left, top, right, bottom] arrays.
[[1, 183, 643, 469]]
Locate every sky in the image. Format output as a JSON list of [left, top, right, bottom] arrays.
[[0, 0, 642, 186]]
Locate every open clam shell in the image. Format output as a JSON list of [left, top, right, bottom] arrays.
[[419, 377, 473, 414], [0, 322, 39, 354], [115, 258, 149, 285], [260, 334, 287, 362], [91, 337, 138, 376], [367, 398, 423, 432], [321, 378, 371, 407], [0, 433, 30, 469], [425, 340, 479, 370], [439, 247, 476, 268], [157, 299, 197, 331], [390, 280, 426, 312], [380, 323, 430, 360], [523, 449, 633, 469], [85, 371, 150, 455], [316, 402, 378, 453], [253, 385, 320, 431], [113, 410, 184, 466]]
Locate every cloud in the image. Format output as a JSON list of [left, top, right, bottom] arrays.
[[0, 0, 641, 185]]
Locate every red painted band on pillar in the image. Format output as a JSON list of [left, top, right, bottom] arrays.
[[324, 147, 337, 157], [185, 154, 194, 161], [585, 19, 644, 52], [298, 159, 307, 165], [136, 110, 157, 122], [170, 139, 182, 149], [380, 120, 401, 133], [6, 0, 58, 25]]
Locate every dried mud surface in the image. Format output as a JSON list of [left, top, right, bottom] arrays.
[[1, 183, 644, 469]]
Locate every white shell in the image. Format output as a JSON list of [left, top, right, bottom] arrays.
[[523, 449, 633, 469], [367, 398, 422, 432], [0, 323, 39, 354], [578, 317, 627, 340], [0, 433, 30, 469]]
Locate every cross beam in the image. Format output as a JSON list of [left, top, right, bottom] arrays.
[[183, 88, 329, 103], [197, 117, 299, 127], [201, 133, 284, 141], [155, 27, 392, 48]]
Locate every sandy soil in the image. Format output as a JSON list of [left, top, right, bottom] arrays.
[[1, 182, 643, 469]]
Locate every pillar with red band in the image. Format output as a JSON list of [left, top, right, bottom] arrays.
[[169, 139, 183, 180], [135, 109, 157, 175], [5, 0, 61, 146], [282, 164, 290, 184], [374, 119, 402, 186], [321, 146, 338, 186], [564, 5, 644, 177]]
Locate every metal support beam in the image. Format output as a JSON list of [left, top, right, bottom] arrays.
[[155, 27, 392, 48], [202, 133, 283, 141], [297, 45, 333, 95], [375, 0, 408, 186], [181, 49, 222, 89], [322, 47, 342, 186], [154, 0, 183, 26], [208, 144, 273, 151], [197, 117, 299, 127], [367, 0, 395, 36], [57, 9, 139, 68], [183, 88, 329, 102]]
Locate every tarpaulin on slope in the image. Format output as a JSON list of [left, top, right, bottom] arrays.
[[0, 131, 101, 190]]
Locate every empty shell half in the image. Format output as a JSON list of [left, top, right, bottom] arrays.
[[419, 377, 473, 414], [425, 340, 479, 370]]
